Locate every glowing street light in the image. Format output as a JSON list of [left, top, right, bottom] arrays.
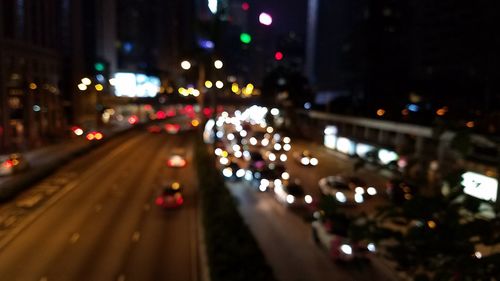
[[205, 80, 213, 88], [181, 60, 191, 70], [215, 80, 224, 89], [259, 12, 272, 26], [78, 83, 87, 91], [214, 60, 223, 69], [95, 84, 104, 91], [81, 78, 92, 85]]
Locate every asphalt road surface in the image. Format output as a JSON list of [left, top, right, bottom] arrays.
[[0, 127, 200, 281]]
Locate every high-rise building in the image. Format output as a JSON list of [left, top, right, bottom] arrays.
[[0, 0, 67, 152]]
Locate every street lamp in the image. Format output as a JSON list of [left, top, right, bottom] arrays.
[[181, 60, 192, 70], [214, 60, 223, 69], [78, 83, 87, 91], [205, 80, 213, 88], [259, 12, 273, 26], [215, 80, 224, 89], [81, 78, 92, 85]]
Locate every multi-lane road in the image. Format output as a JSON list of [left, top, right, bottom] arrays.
[[0, 127, 200, 281]]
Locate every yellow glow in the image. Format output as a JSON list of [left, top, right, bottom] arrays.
[[427, 220, 437, 229], [29, 83, 37, 90], [246, 83, 254, 91], [191, 119, 200, 127], [221, 151, 228, 158], [178, 87, 186, 95], [231, 83, 239, 93], [376, 109, 385, 116], [81, 78, 91, 85], [205, 80, 213, 88], [172, 182, 180, 190], [95, 84, 104, 91], [167, 87, 174, 94], [466, 121, 474, 128], [436, 109, 446, 116]]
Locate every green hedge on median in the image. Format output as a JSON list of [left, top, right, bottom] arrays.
[[194, 136, 277, 281]]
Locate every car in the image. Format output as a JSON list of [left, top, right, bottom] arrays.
[[386, 179, 418, 203], [0, 153, 29, 176], [148, 125, 162, 133], [155, 181, 184, 209], [312, 211, 376, 262], [274, 181, 314, 207], [166, 149, 187, 167], [165, 123, 180, 134], [222, 161, 246, 181], [246, 151, 266, 171], [85, 130, 104, 141], [250, 163, 289, 192], [294, 150, 319, 166], [318, 175, 377, 205]]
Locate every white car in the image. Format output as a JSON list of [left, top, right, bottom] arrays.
[[318, 175, 377, 205], [312, 212, 376, 262]]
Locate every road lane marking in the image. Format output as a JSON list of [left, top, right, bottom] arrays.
[[69, 233, 80, 244], [131, 231, 140, 242]]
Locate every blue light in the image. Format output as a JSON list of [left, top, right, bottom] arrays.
[[304, 102, 312, 110], [198, 39, 215, 50], [96, 74, 105, 82], [407, 104, 419, 112], [123, 42, 133, 53]]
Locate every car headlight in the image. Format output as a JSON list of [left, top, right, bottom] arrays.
[[367, 243, 376, 252], [260, 179, 270, 188], [355, 187, 364, 194], [286, 194, 295, 204], [268, 153, 276, 161], [367, 187, 377, 195], [279, 154, 287, 162], [222, 167, 233, 178], [304, 195, 313, 204], [236, 169, 245, 178], [340, 244, 353, 255], [310, 158, 318, 166], [300, 157, 310, 165], [274, 179, 282, 187], [281, 172, 290, 180], [283, 144, 291, 151], [335, 192, 347, 203], [354, 193, 364, 203]]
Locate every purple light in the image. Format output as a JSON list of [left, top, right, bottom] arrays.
[[198, 39, 214, 50], [259, 13, 272, 26]]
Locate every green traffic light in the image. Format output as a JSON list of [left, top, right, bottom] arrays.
[[94, 62, 105, 72], [240, 33, 252, 44]]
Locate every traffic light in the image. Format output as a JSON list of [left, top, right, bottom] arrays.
[[94, 62, 105, 72], [240, 33, 252, 44], [274, 51, 283, 61]]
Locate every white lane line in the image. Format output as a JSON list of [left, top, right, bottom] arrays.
[[69, 233, 80, 244], [131, 231, 141, 242]]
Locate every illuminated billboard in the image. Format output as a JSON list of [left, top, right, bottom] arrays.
[[113, 72, 160, 97], [462, 171, 498, 202]]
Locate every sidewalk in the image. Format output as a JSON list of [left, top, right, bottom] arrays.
[[0, 123, 133, 201]]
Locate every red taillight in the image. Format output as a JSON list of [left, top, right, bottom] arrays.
[[128, 115, 138, 125], [86, 133, 95, 140], [2, 160, 13, 168], [176, 196, 184, 205], [155, 197, 165, 206], [94, 132, 103, 140]]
